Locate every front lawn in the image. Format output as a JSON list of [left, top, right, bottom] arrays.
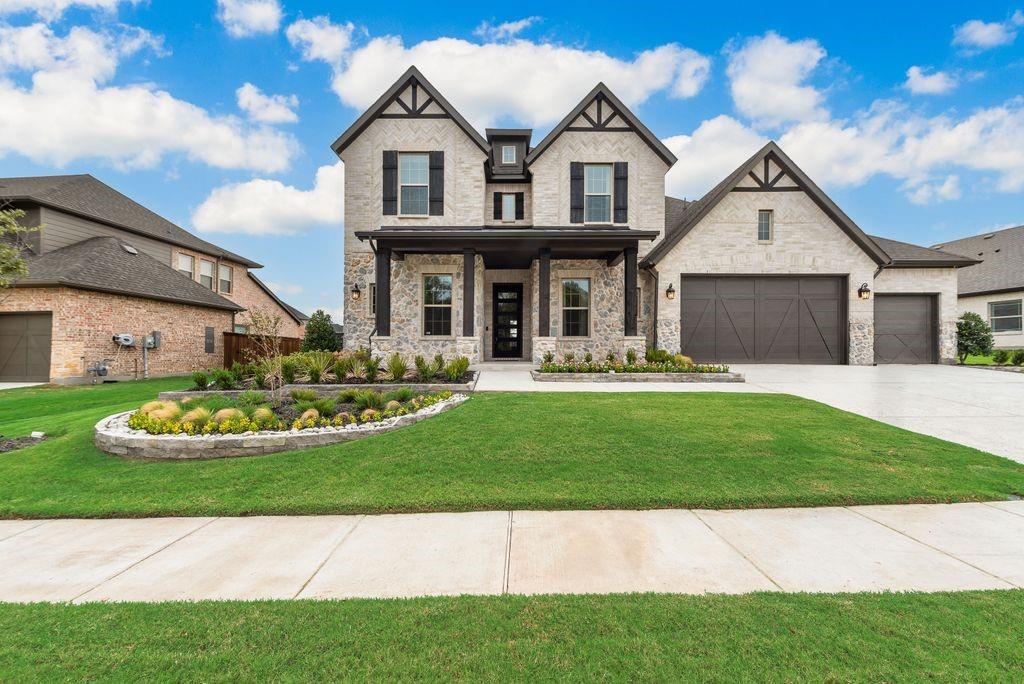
[[1, 591, 1022, 680], [1, 379, 1022, 517]]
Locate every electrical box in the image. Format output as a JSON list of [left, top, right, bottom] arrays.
[[112, 333, 135, 347], [145, 331, 161, 349]]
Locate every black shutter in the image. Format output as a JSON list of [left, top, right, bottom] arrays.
[[515, 192, 525, 220], [382, 151, 398, 215], [493, 192, 502, 220], [614, 162, 628, 223], [569, 162, 584, 223], [429, 151, 444, 215], [204, 327, 214, 354]]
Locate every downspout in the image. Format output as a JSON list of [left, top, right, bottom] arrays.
[[643, 264, 659, 350], [366, 239, 378, 356]]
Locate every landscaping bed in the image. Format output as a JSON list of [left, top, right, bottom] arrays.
[[158, 375, 476, 401], [536, 349, 736, 381], [532, 370, 743, 383]]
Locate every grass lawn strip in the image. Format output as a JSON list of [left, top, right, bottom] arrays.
[[0, 591, 1022, 680]]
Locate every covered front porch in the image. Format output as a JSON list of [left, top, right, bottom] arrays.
[[354, 227, 658, 362]]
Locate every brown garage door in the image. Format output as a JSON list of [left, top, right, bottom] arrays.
[[0, 313, 52, 382], [874, 295, 936, 364], [680, 276, 846, 364]]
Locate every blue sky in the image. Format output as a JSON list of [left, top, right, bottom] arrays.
[[0, 0, 1022, 319]]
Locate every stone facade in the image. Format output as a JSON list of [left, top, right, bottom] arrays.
[[874, 267, 960, 363], [958, 290, 1024, 349], [1, 286, 231, 382]]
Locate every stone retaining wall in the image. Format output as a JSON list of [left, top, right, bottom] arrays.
[[530, 371, 744, 383], [95, 395, 469, 460]]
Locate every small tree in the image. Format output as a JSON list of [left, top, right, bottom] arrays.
[[1, 205, 40, 303], [245, 308, 285, 403], [301, 309, 339, 352], [956, 311, 994, 364]]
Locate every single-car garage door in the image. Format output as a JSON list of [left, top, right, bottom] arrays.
[[874, 295, 936, 364], [0, 313, 52, 382], [680, 276, 846, 364]]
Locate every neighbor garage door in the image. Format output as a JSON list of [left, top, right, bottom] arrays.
[[0, 313, 52, 382], [680, 276, 846, 364], [874, 295, 936, 364]]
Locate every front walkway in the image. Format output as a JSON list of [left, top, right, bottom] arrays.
[[1, 501, 1022, 603]]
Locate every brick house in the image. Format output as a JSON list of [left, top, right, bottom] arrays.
[[337, 66, 978, 365], [0, 175, 307, 383]]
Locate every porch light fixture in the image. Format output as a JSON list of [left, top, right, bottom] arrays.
[[857, 283, 871, 300], [665, 283, 676, 300], [351, 283, 361, 302]]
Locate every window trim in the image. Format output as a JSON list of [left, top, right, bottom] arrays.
[[757, 209, 774, 243], [198, 259, 215, 290], [177, 253, 195, 279], [560, 276, 592, 338], [989, 299, 1023, 333], [501, 193, 516, 222], [501, 145, 516, 165], [218, 264, 233, 294], [583, 163, 613, 225], [398, 151, 430, 217], [421, 272, 454, 339]]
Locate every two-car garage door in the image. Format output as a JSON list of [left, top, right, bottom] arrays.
[[0, 313, 52, 382]]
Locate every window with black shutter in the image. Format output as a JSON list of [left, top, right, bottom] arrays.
[[204, 327, 214, 354], [569, 162, 584, 223], [613, 162, 628, 223], [382, 150, 398, 215], [514, 192, 524, 220], [428, 151, 444, 215]]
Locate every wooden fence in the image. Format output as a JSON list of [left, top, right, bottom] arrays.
[[223, 332, 302, 368]]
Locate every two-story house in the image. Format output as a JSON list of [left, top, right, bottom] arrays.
[[336, 66, 977, 366], [0, 174, 307, 383]]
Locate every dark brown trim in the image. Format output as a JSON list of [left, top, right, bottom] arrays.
[[374, 246, 391, 336], [538, 248, 551, 337], [377, 113, 450, 119], [730, 186, 804, 192], [958, 286, 1024, 298], [886, 259, 982, 268], [624, 246, 638, 336], [462, 248, 474, 337]]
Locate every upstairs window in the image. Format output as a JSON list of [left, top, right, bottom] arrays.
[[757, 210, 773, 242], [584, 164, 612, 223], [399, 152, 429, 216], [423, 274, 453, 336], [501, 145, 516, 165], [199, 259, 215, 289], [218, 264, 233, 294], [990, 300, 1022, 333], [501, 193, 516, 221], [562, 278, 590, 337], [177, 253, 194, 279]]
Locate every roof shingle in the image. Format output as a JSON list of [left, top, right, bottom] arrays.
[[932, 225, 1024, 295]]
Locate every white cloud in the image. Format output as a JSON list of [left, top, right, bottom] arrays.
[[0, 0, 138, 20], [192, 162, 344, 235], [473, 16, 539, 42], [292, 18, 711, 128], [0, 23, 297, 172], [216, 0, 282, 38], [726, 32, 828, 128], [662, 115, 765, 198], [903, 66, 958, 95], [236, 82, 298, 123], [906, 175, 961, 204], [265, 281, 303, 295], [953, 11, 1023, 51]]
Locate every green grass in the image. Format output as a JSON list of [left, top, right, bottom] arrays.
[[1, 591, 1022, 680], [1, 379, 1023, 518]]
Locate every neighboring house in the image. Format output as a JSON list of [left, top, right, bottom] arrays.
[[0, 174, 307, 383], [335, 66, 977, 366], [933, 225, 1024, 349]]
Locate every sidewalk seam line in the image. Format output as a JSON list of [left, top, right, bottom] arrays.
[[690, 510, 784, 592], [845, 506, 1018, 588], [502, 511, 513, 594], [0, 519, 50, 544], [69, 516, 220, 604], [293, 515, 365, 599], [982, 502, 1024, 519]]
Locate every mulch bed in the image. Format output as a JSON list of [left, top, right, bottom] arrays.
[[0, 435, 45, 454]]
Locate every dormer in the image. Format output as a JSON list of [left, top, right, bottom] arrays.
[[485, 129, 532, 182]]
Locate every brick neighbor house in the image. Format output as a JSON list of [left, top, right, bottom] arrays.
[[0, 174, 308, 383], [337, 66, 978, 366]]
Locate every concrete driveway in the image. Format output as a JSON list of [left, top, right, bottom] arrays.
[[736, 364, 1024, 463]]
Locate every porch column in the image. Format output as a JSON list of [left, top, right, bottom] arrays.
[[374, 245, 391, 336], [538, 248, 551, 337], [462, 248, 474, 337], [623, 245, 638, 337]]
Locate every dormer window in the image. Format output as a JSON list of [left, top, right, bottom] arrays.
[[501, 145, 516, 165]]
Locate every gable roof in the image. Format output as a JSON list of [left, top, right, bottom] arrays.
[[642, 141, 891, 268], [16, 236, 243, 311], [331, 66, 489, 156], [0, 174, 260, 268], [247, 272, 309, 325], [869, 235, 979, 268], [525, 83, 678, 167], [932, 224, 1024, 295]]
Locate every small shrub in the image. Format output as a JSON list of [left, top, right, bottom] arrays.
[[180, 406, 211, 426], [237, 390, 266, 406], [333, 356, 354, 382], [645, 348, 671, 363], [956, 312, 994, 364], [281, 358, 299, 385], [364, 357, 381, 383], [584, 352, 593, 363], [140, 400, 165, 415], [251, 406, 275, 425], [297, 398, 336, 417], [564, 352, 575, 363], [414, 355, 442, 381], [303, 350, 335, 384], [251, 362, 269, 389], [384, 400, 402, 412], [190, 370, 211, 391], [352, 347, 372, 363], [290, 388, 318, 402], [211, 407, 244, 424], [1013, 349, 1024, 366], [443, 356, 470, 381], [354, 390, 386, 412], [385, 353, 409, 381], [299, 407, 320, 423], [211, 368, 236, 390], [360, 408, 380, 422], [229, 361, 247, 383], [606, 351, 616, 363], [993, 349, 1010, 364], [384, 387, 413, 403], [337, 388, 360, 403], [542, 351, 554, 363], [349, 358, 367, 381], [625, 348, 638, 364], [675, 354, 694, 367]]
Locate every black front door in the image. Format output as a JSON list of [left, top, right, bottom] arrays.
[[492, 283, 523, 358]]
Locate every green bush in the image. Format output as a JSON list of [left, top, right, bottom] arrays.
[[583, 352, 593, 363], [296, 397, 336, 417], [190, 370, 210, 391], [211, 368, 236, 390], [333, 356, 354, 382], [1012, 349, 1024, 366], [229, 361, 247, 383], [625, 348, 638, 364], [251, 362, 269, 389], [301, 309, 340, 352], [956, 312, 994, 364], [444, 356, 470, 381], [237, 390, 266, 406], [353, 389, 386, 412], [303, 350, 334, 384], [564, 352, 575, 363], [281, 358, 299, 385], [290, 388, 318, 402], [993, 349, 1010, 364], [414, 355, 442, 381], [364, 357, 381, 383], [646, 348, 672, 363], [542, 351, 554, 363], [384, 387, 414, 403], [606, 351, 616, 363], [385, 353, 409, 381], [337, 388, 360, 403]]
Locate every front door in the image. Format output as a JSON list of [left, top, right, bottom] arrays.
[[492, 283, 523, 358]]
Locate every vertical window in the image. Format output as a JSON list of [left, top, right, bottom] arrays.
[[423, 274, 453, 336], [204, 326, 215, 353], [368, 282, 376, 316], [177, 253, 194, 279], [218, 264, 233, 294], [990, 300, 1022, 332], [501, 193, 516, 221], [399, 153, 429, 215], [501, 145, 516, 164], [562, 278, 590, 337], [584, 165, 612, 223], [233, 324, 249, 334], [199, 259, 215, 289], [757, 209, 773, 242]]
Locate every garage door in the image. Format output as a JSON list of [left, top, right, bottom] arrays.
[[874, 295, 936, 364], [680, 277, 846, 364], [0, 313, 52, 382]]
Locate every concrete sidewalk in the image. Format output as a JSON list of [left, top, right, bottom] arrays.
[[2, 501, 1023, 603]]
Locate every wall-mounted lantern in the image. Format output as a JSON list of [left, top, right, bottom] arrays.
[[351, 283, 362, 302], [665, 283, 676, 300], [857, 283, 871, 300]]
